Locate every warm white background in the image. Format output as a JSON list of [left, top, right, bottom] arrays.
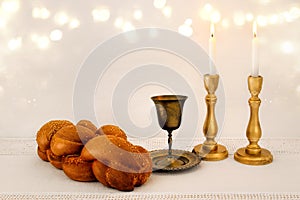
[[0, 0, 299, 138]]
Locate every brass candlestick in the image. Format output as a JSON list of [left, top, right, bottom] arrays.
[[234, 75, 273, 165], [192, 74, 228, 161]]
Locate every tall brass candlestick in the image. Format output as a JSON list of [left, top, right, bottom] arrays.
[[193, 74, 228, 161], [234, 75, 273, 165]]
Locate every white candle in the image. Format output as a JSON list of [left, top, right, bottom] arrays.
[[252, 21, 259, 77], [209, 23, 216, 74]]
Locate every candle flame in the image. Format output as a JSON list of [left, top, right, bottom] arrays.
[[253, 21, 257, 37], [210, 23, 215, 38]]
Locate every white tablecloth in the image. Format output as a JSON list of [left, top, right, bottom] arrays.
[[0, 138, 299, 200]]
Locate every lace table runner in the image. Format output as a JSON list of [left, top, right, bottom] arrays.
[[0, 138, 299, 200], [0, 137, 299, 156], [2, 192, 300, 200]]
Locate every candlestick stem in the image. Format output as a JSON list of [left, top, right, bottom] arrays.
[[193, 74, 228, 161], [234, 75, 273, 165]]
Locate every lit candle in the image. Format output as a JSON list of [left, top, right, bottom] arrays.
[[209, 23, 216, 74], [252, 21, 259, 77]]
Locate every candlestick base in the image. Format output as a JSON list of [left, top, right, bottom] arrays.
[[234, 147, 273, 165], [193, 144, 228, 161]]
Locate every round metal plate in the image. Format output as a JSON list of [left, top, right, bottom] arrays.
[[150, 149, 201, 172]]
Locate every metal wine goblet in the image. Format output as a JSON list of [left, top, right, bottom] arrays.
[[151, 95, 187, 167]]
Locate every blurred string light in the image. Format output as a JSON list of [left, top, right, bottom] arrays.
[[199, 3, 213, 21], [256, 15, 268, 26], [283, 11, 294, 22], [1, 1, 299, 51], [289, 7, 300, 19], [233, 12, 246, 26], [7, 37, 22, 51], [268, 14, 279, 24], [32, 7, 50, 19], [37, 36, 50, 49], [198, 3, 300, 27], [162, 6, 172, 18], [49, 29, 63, 41], [69, 18, 80, 29], [245, 13, 254, 22], [199, 3, 221, 23], [122, 21, 135, 32], [113, 17, 135, 32], [210, 10, 221, 23], [178, 18, 193, 37], [152, 0, 171, 18], [1, 0, 20, 14], [114, 17, 124, 28], [221, 18, 230, 28], [26, 98, 36, 104], [54, 12, 69, 25], [0, 0, 19, 28], [255, 7, 300, 26], [92, 8, 110, 22], [203, 3, 213, 12], [133, 9, 143, 20], [153, 0, 166, 9], [184, 18, 192, 26], [31, 34, 50, 49]]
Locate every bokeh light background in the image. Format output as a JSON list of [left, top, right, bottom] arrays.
[[0, 0, 299, 138]]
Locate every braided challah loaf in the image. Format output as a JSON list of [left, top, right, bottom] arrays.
[[36, 120, 96, 169], [36, 120, 152, 191]]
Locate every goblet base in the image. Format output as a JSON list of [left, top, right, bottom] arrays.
[[150, 149, 201, 172], [156, 157, 185, 169], [192, 144, 228, 161], [234, 147, 273, 165]]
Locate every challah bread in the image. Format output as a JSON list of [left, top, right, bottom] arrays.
[[62, 155, 96, 182], [76, 120, 97, 144], [36, 120, 152, 191], [50, 124, 83, 157], [90, 160, 110, 187], [37, 147, 48, 162], [36, 120, 97, 169], [36, 120, 73, 161], [80, 135, 152, 191], [46, 149, 63, 169], [95, 125, 127, 140]]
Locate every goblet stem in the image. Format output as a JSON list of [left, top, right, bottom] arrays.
[[167, 130, 173, 158]]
